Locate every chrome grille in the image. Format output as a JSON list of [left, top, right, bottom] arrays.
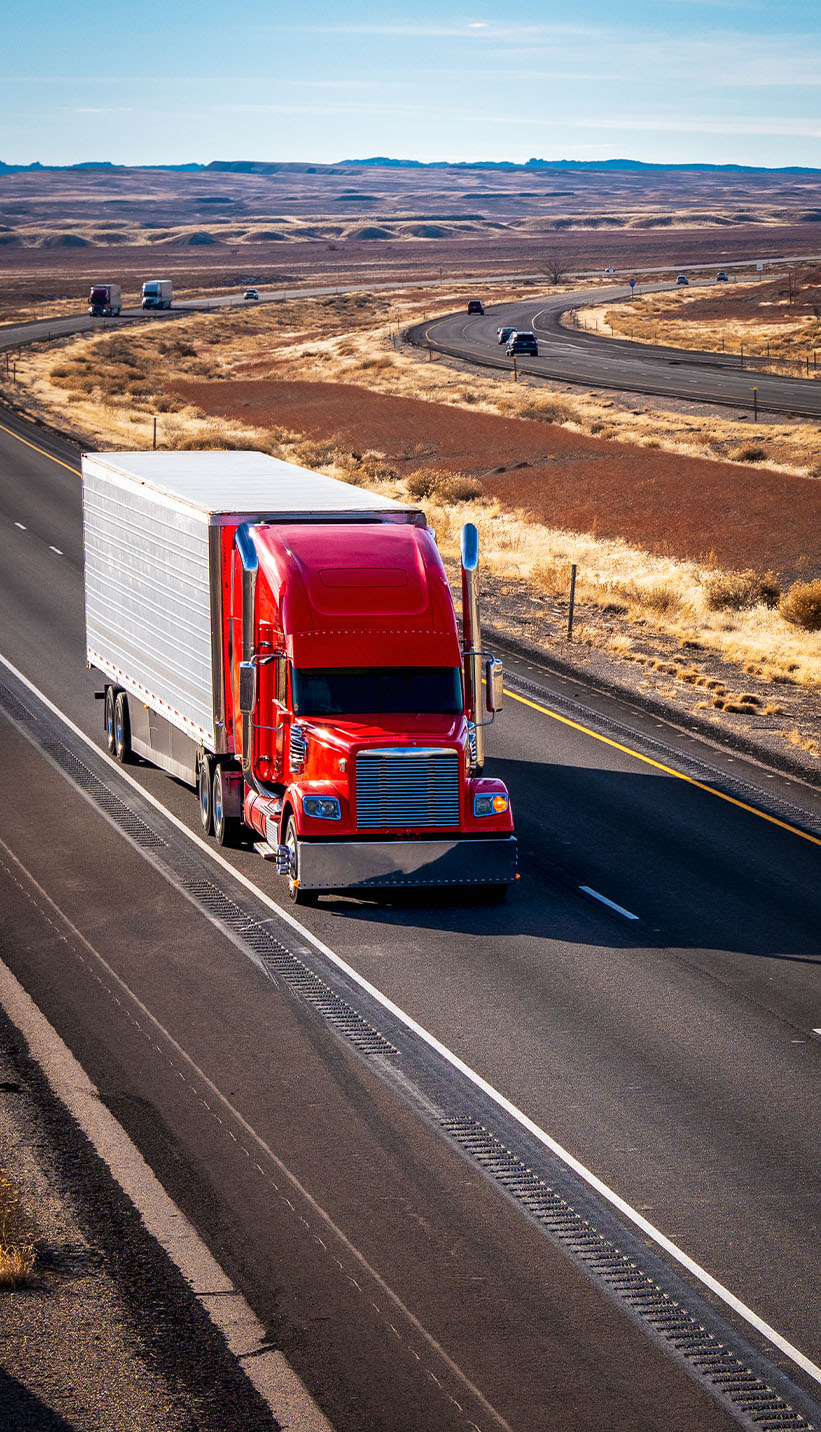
[[356, 748, 460, 829]]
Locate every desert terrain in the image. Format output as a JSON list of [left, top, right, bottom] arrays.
[[2, 161, 821, 321], [2, 162, 819, 770]]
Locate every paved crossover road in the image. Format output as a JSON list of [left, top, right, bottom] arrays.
[[0, 404, 820, 1431], [411, 282, 821, 418]]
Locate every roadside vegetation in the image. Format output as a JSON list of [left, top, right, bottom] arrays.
[[4, 285, 819, 763], [0, 1169, 36, 1288]]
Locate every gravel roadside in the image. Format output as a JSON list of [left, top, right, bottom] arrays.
[[0, 1001, 281, 1432]]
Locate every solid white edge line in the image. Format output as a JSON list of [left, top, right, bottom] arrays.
[[578, 886, 639, 921], [0, 954, 335, 1432], [2, 650, 820, 1389]]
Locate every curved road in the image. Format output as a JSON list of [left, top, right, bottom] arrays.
[[0, 405, 820, 1430], [412, 283, 821, 418]]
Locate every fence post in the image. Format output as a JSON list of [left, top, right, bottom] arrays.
[[152, 417, 158, 450], [753, 387, 758, 423], [567, 564, 577, 640], [740, 344, 744, 368], [513, 357, 518, 382]]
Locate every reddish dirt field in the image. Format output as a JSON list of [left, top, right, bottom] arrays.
[[170, 377, 821, 579]]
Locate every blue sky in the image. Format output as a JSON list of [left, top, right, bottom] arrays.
[[3, 0, 821, 168]]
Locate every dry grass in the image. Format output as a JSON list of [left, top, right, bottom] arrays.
[[5, 288, 821, 712], [0, 1170, 35, 1288]]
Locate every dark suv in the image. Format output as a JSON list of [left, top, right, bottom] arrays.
[[506, 330, 538, 356], [467, 299, 484, 314]]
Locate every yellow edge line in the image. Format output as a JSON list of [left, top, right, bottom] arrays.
[[2, 413, 817, 849], [504, 686, 821, 848], [0, 419, 80, 476]]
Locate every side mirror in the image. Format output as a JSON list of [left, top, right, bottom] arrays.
[[238, 660, 257, 715], [485, 658, 504, 712]]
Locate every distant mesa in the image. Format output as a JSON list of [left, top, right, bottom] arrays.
[[186, 231, 220, 245], [253, 230, 286, 240], [336, 193, 379, 202], [196, 195, 233, 204], [348, 225, 392, 240], [403, 223, 449, 238], [40, 232, 90, 247]]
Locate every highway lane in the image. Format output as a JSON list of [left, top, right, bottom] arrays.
[[0, 407, 820, 1425], [414, 284, 821, 418]]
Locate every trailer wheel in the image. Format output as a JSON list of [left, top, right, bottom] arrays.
[[113, 691, 133, 763], [105, 687, 117, 755], [212, 765, 241, 848], [198, 756, 213, 835], [283, 815, 317, 906]]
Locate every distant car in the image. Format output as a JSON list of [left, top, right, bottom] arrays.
[[716, 271, 729, 282], [467, 299, 484, 314], [604, 267, 616, 274], [676, 274, 689, 286], [506, 331, 538, 356], [497, 326, 515, 344], [243, 288, 259, 301]]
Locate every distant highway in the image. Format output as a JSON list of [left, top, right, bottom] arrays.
[[409, 281, 821, 418], [4, 263, 821, 418]]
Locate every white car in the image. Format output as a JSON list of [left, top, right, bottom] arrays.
[[243, 288, 260, 301]]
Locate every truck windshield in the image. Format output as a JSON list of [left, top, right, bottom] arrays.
[[291, 667, 463, 716]]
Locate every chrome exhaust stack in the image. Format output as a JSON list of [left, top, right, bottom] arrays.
[[461, 523, 485, 774]]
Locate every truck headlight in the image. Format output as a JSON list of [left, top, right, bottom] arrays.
[[474, 793, 509, 817], [302, 795, 342, 820]]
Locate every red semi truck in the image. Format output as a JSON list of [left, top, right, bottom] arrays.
[[88, 282, 121, 316], [82, 451, 517, 903]]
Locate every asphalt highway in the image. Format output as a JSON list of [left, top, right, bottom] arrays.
[[413, 283, 821, 418], [0, 406, 820, 1431]]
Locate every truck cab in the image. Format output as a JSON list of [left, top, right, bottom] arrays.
[[228, 519, 514, 902]]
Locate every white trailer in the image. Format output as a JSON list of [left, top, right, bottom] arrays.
[[81, 450, 410, 783]]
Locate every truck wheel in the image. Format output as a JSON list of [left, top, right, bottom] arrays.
[[198, 756, 213, 835], [113, 691, 132, 763], [212, 765, 241, 848], [105, 687, 117, 755], [283, 815, 317, 906]]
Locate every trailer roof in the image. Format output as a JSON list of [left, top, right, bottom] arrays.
[[82, 450, 416, 518]]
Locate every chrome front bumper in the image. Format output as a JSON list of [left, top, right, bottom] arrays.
[[295, 836, 518, 891]]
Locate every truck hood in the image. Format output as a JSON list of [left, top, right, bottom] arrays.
[[299, 713, 467, 757]]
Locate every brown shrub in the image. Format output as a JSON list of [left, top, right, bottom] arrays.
[[704, 568, 781, 610], [520, 399, 573, 425], [406, 469, 482, 502], [778, 577, 821, 630], [729, 445, 767, 463]]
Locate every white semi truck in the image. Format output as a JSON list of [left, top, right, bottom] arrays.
[[141, 279, 173, 310]]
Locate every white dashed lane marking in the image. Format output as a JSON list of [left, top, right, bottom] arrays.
[[578, 886, 639, 920]]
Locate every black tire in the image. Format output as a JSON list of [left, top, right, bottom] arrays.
[[212, 764, 242, 848], [283, 815, 317, 906], [198, 756, 213, 835], [105, 686, 117, 755], [113, 690, 132, 764]]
